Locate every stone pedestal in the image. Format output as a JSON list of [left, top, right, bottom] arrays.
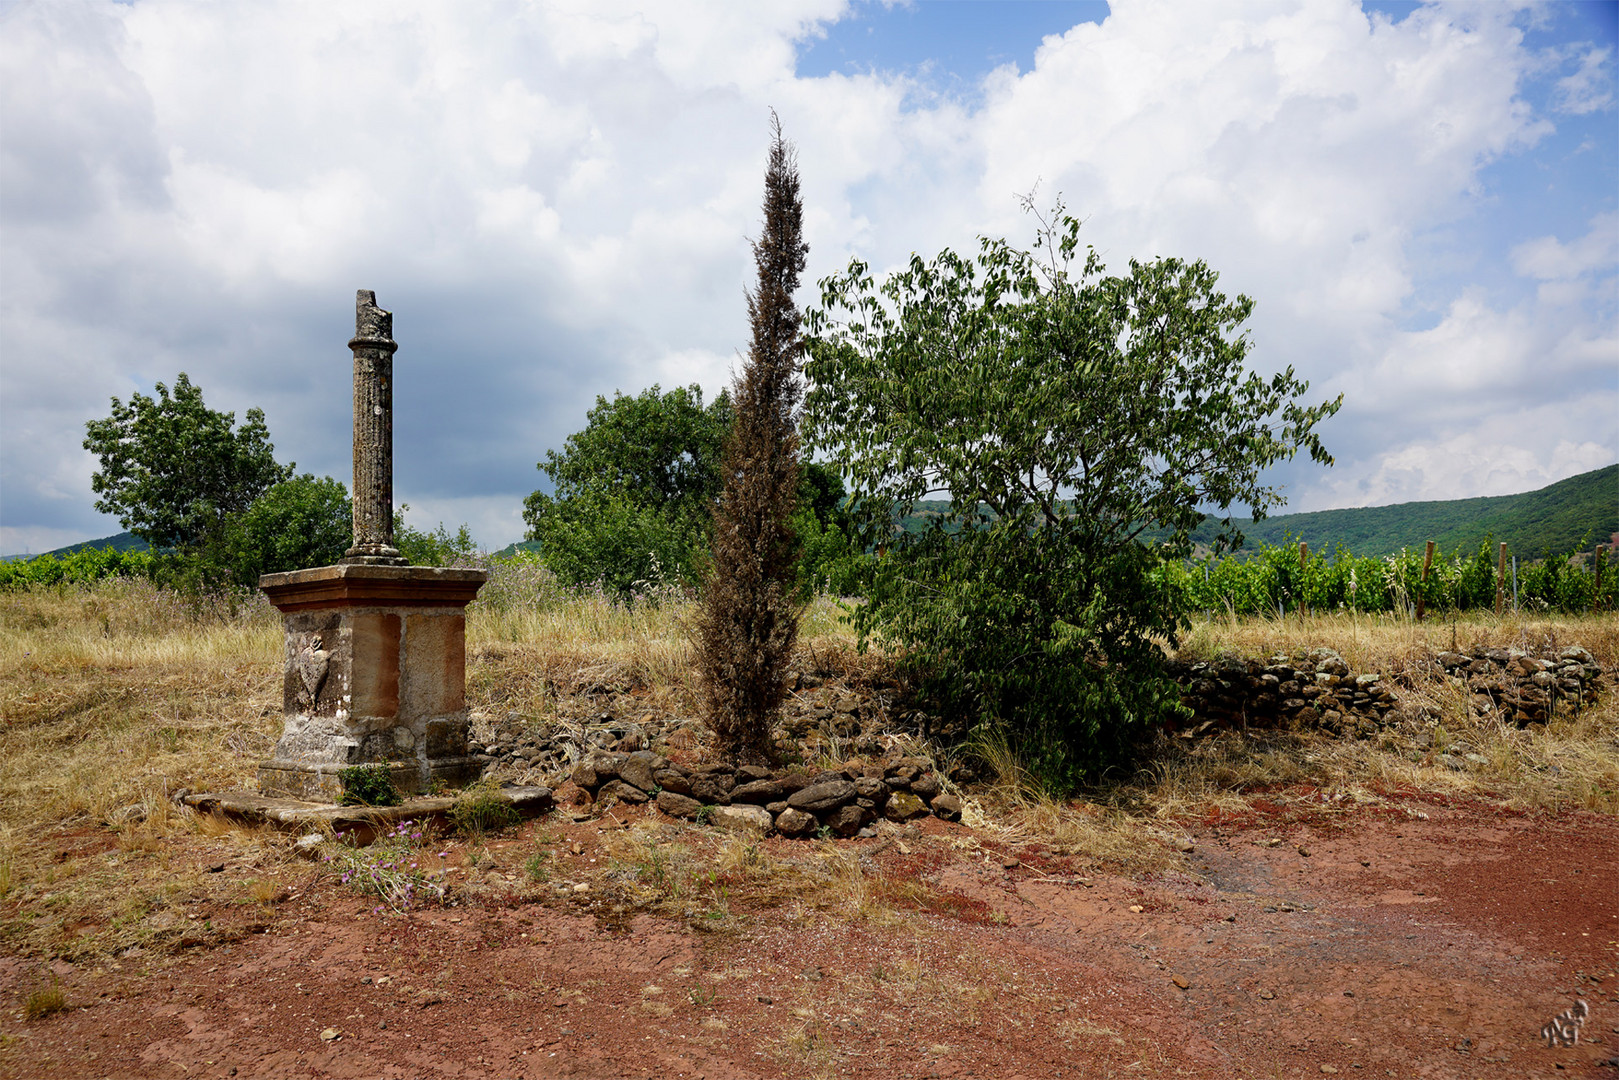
[[257, 564, 487, 801]]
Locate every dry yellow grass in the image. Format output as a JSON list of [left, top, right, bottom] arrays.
[[1126, 609, 1619, 823], [597, 819, 913, 930], [949, 610, 1619, 863], [1178, 606, 1619, 674], [0, 576, 1613, 964]]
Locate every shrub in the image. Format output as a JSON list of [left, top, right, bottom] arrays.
[[338, 764, 402, 807], [449, 780, 519, 836], [23, 979, 68, 1021], [803, 202, 1340, 791], [695, 115, 809, 763]]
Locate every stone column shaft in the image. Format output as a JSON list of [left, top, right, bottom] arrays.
[[343, 290, 406, 565]]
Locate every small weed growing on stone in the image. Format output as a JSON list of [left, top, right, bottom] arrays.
[[450, 780, 519, 837], [23, 978, 67, 1021], [338, 764, 402, 807]]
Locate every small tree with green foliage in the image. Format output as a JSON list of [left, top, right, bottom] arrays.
[[393, 506, 480, 568], [803, 204, 1342, 791], [212, 476, 354, 586], [83, 373, 293, 555], [523, 384, 732, 596], [215, 474, 353, 586]]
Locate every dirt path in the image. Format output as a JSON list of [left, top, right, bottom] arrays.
[[4, 796, 1617, 1079]]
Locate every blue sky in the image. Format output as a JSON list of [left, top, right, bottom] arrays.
[[798, 1, 1115, 87], [1, 0, 1615, 554]]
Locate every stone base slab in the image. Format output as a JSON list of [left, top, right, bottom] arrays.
[[183, 785, 554, 841], [258, 755, 481, 802]]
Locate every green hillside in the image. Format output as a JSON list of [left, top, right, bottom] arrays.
[[1191, 463, 1618, 559], [897, 465, 1617, 560], [492, 539, 543, 558], [1, 531, 150, 563]]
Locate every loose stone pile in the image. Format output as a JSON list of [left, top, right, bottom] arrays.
[[560, 752, 963, 837], [463, 687, 964, 839], [1168, 644, 1607, 735], [1168, 648, 1396, 737], [445, 642, 1607, 840]]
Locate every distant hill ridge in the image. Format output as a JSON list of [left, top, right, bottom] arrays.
[[1, 530, 151, 563], [1196, 463, 1617, 560], [11, 464, 1615, 564], [901, 463, 1618, 560]]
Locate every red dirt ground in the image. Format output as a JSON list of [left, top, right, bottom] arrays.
[[4, 795, 1617, 1080]]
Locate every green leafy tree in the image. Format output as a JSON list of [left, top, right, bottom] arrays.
[[695, 116, 810, 762], [393, 508, 480, 568], [803, 205, 1342, 791], [792, 463, 863, 597], [83, 373, 293, 554], [522, 384, 732, 595], [219, 474, 353, 586]]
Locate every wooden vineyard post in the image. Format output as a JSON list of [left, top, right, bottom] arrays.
[[1415, 540, 1435, 621], [1298, 541, 1308, 618], [1495, 542, 1508, 616]]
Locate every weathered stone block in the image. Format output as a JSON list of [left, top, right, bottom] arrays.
[[910, 773, 942, 802], [424, 718, 465, 758], [401, 613, 464, 719], [349, 612, 401, 724], [257, 564, 486, 800], [929, 793, 964, 822], [618, 751, 664, 793], [597, 779, 650, 805], [657, 790, 702, 819], [653, 767, 693, 795], [774, 807, 817, 837], [690, 772, 735, 805], [570, 760, 600, 790], [853, 776, 888, 805], [826, 803, 871, 837], [883, 791, 928, 822], [711, 804, 772, 833], [787, 779, 856, 814], [730, 778, 786, 804]]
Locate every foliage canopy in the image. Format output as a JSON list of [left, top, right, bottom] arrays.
[[522, 384, 733, 595], [83, 373, 293, 553], [521, 379, 855, 600], [803, 206, 1342, 790], [217, 474, 352, 586]]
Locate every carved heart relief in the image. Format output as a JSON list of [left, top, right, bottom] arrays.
[[295, 634, 331, 709]]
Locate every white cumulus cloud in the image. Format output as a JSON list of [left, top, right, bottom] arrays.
[[0, 0, 1613, 554]]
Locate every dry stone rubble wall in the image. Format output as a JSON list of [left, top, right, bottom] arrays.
[[1168, 644, 1606, 734]]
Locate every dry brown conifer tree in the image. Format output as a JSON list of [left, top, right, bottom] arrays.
[[695, 115, 809, 763]]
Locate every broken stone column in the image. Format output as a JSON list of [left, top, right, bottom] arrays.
[[344, 290, 406, 566], [257, 291, 485, 801]]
